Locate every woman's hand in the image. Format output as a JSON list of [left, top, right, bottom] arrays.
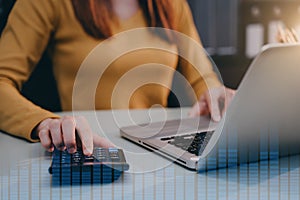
[[189, 86, 236, 121], [34, 116, 115, 155]]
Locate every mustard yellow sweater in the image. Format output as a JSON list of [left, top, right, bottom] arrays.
[[0, 0, 221, 142]]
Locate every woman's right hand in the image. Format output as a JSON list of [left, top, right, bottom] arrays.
[[34, 116, 115, 156]]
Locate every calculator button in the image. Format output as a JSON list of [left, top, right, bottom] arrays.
[[49, 148, 129, 185], [84, 156, 94, 162], [93, 148, 109, 161], [108, 148, 120, 160]]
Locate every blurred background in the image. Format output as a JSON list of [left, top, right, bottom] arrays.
[[1, 0, 300, 109], [188, 0, 300, 89]]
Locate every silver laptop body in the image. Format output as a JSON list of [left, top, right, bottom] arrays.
[[120, 44, 300, 171]]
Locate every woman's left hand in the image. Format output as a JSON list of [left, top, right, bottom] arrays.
[[189, 86, 236, 121]]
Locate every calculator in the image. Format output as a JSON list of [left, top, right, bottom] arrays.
[[48, 148, 129, 185]]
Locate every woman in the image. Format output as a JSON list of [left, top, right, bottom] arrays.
[[0, 0, 235, 155]]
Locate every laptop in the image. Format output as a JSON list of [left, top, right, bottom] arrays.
[[120, 44, 300, 171]]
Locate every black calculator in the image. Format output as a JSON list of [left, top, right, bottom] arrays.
[[48, 147, 129, 185]]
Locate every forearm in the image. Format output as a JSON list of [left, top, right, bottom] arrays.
[[0, 80, 59, 142]]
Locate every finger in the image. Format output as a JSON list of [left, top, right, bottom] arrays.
[[189, 100, 209, 117], [61, 117, 77, 154], [36, 118, 52, 132], [206, 92, 221, 122], [222, 88, 236, 116], [93, 134, 115, 148], [200, 102, 209, 115], [189, 94, 208, 117], [226, 88, 236, 109], [38, 129, 54, 152], [75, 116, 93, 156], [188, 102, 201, 117], [49, 119, 65, 151], [199, 101, 210, 115]]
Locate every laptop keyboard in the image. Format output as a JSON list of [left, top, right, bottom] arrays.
[[161, 131, 214, 156]]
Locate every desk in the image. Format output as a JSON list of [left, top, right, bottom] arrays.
[[1, 108, 299, 200]]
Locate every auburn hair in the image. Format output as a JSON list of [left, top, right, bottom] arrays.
[[71, 0, 176, 42]]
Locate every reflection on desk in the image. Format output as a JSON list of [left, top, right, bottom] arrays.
[[1, 108, 299, 200]]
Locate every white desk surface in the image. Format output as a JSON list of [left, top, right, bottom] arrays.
[[1, 107, 299, 200]]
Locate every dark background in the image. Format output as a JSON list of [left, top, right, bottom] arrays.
[[1, 0, 300, 110]]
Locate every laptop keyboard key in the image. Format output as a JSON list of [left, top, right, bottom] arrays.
[[166, 131, 214, 156]]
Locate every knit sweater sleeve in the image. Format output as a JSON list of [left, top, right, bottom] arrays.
[[174, 0, 222, 100], [0, 0, 60, 142]]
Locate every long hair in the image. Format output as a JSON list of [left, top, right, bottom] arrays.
[[71, 0, 176, 42]]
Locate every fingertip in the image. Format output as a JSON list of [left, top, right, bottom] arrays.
[[67, 146, 77, 154], [48, 146, 54, 152], [82, 143, 93, 156], [81, 138, 93, 155], [83, 148, 93, 156], [213, 114, 221, 122], [56, 144, 66, 151]]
